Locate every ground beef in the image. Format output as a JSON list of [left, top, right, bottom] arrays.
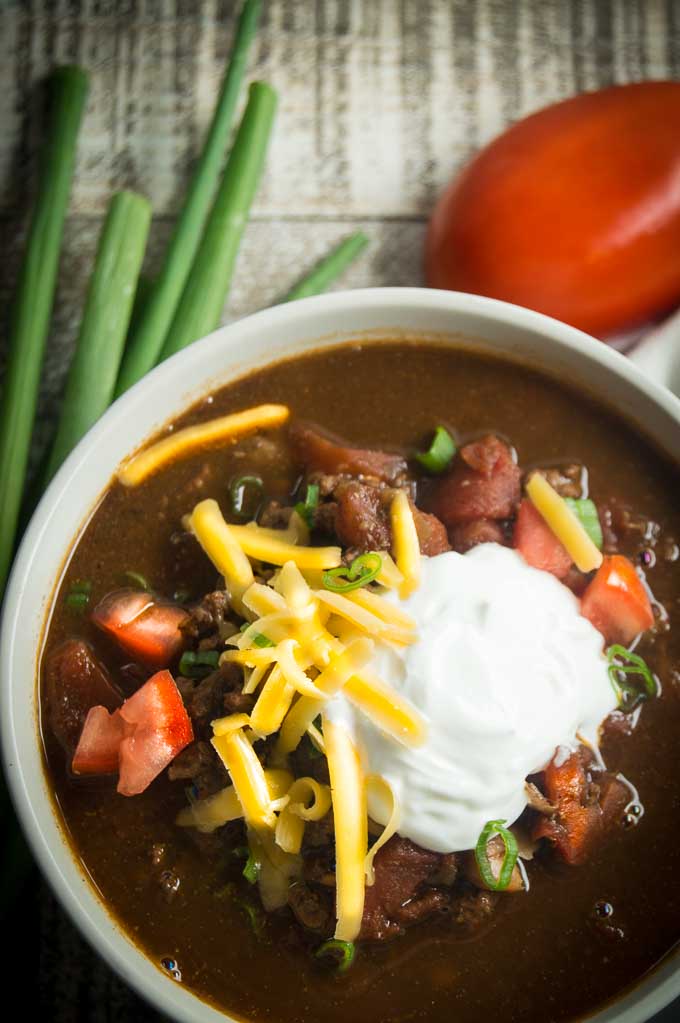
[[452, 888, 499, 932], [291, 421, 409, 484], [167, 739, 227, 799], [432, 435, 521, 527], [359, 837, 454, 941], [258, 500, 294, 530], [288, 882, 334, 934], [449, 518, 506, 553], [528, 464, 584, 499], [178, 662, 248, 737], [180, 591, 231, 640]]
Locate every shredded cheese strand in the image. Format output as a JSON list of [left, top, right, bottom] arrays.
[[526, 472, 603, 573], [314, 589, 416, 645], [390, 491, 421, 598], [118, 404, 290, 487], [176, 768, 292, 833], [276, 638, 374, 754], [226, 524, 342, 570], [211, 729, 277, 829], [323, 715, 367, 942], [250, 665, 297, 736], [364, 775, 401, 884], [186, 499, 253, 612], [343, 586, 417, 630]]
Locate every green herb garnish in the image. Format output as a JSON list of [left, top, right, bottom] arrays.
[[242, 849, 261, 884], [230, 474, 264, 520], [124, 570, 151, 591], [64, 580, 92, 610], [178, 649, 221, 679], [474, 819, 519, 892], [322, 552, 382, 594], [607, 644, 658, 711], [564, 498, 603, 550], [315, 939, 356, 973], [294, 482, 320, 528], [252, 632, 275, 648], [415, 426, 456, 474]]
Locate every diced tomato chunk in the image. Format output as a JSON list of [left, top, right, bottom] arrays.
[[513, 499, 572, 579], [533, 748, 601, 865], [291, 421, 407, 484], [91, 589, 188, 670], [72, 705, 125, 775], [580, 554, 654, 645], [45, 639, 123, 754], [432, 435, 520, 526], [117, 669, 194, 796], [71, 670, 193, 795]]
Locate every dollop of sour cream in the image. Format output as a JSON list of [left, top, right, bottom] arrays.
[[327, 544, 617, 854]]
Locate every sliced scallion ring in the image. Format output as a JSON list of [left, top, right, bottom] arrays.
[[475, 819, 519, 892], [252, 632, 275, 648], [415, 426, 456, 474], [124, 569, 150, 590], [294, 482, 320, 528], [564, 498, 603, 550], [606, 644, 658, 711], [178, 649, 221, 679], [230, 474, 264, 520], [322, 552, 382, 593], [242, 849, 261, 884], [315, 938, 356, 973]]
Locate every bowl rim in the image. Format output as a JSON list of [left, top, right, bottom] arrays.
[[2, 285, 680, 1023]]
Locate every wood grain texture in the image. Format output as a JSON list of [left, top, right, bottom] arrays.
[[2, 0, 680, 1019]]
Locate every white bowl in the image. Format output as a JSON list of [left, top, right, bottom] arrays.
[[2, 288, 680, 1023]]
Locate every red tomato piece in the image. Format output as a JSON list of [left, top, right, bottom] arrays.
[[581, 554, 654, 645], [91, 588, 188, 670], [117, 669, 194, 796], [71, 670, 193, 795], [513, 499, 572, 579], [533, 749, 602, 865], [290, 421, 407, 484], [426, 82, 680, 337], [72, 705, 125, 775], [432, 435, 520, 526]]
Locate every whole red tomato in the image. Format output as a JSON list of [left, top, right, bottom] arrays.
[[426, 82, 680, 337]]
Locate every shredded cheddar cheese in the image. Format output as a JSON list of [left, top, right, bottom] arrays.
[[390, 491, 421, 597], [526, 472, 603, 573], [323, 715, 368, 942], [118, 404, 290, 487], [186, 499, 253, 611]]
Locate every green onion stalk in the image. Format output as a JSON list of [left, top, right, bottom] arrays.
[[159, 81, 278, 361], [44, 190, 151, 482], [0, 65, 89, 596], [114, 0, 263, 394], [281, 232, 369, 302]]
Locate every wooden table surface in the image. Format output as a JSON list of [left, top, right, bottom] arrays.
[[2, 0, 680, 1019]]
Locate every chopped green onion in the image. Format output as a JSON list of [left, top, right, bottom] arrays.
[[0, 66, 89, 596], [474, 819, 519, 892], [114, 0, 264, 393], [322, 552, 382, 593], [242, 849, 261, 884], [252, 632, 275, 648], [281, 232, 369, 303], [124, 570, 151, 591], [607, 644, 658, 711], [415, 426, 456, 474], [564, 498, 603, 550], [44, 190, 152, 482], [65, 591, 90, 611], [178, 650, 221, 679], [230, 475, 264, 519], [315, 939, 356, 973], [294, 483, 320, 527], [158, 81, 277, 362]]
